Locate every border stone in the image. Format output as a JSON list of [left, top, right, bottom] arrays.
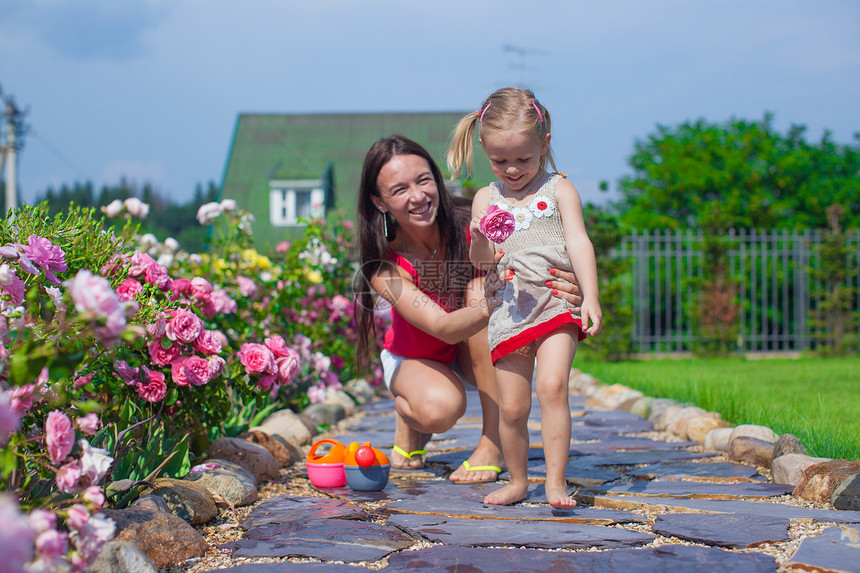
[[771, 453, 831, 486], [833, 474, 860, 511]]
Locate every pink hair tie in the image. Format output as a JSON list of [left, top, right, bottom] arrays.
[[479, 101, 492, 122], [532, 101, 543, 124]]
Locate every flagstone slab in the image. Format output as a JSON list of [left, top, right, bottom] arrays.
[[571, 436, 698, 454], [222, 518, 415, 562], [580, 494, 860, 523], [345, 414, 397, 432], [571, 448, 717, 467], [386, 513, 653, 549], [239, 496, 369, 529], [372, 482, 643, 525], [785, 524, 860, 573], [359, 398, 396, 414], [383, 541, 778, 572], [579, 412, 655, 433], [586, 480, 794, 499], [216, 563, 371, 572], [628, 461, 764, 481], [652, 513, 791, 548]]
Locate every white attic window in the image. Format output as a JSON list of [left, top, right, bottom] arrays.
[[269, 178, 325, 226]]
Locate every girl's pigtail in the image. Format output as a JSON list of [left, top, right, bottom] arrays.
[[446, 111, 480, 181]]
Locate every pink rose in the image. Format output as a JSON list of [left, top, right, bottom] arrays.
[[1, 392, 21, 445], [146, 317, 167, 339], [23, 235, 68, 285], [66, 270, 127, 345], [237, 276, 258, 298], [479, 205, 516, 244], [83, 486, 106, 507], [136, 368, 167, 402], [171, 358, 190, 387], [256, 373, 277, 392], [144, 263, 171, 290], [264, 335, 291, 358], [237, 343, 276, 375], [190, 277, 213, 299], [35, 528, 68, 563], [126, 252, 155, 278], [28, 509, 57, 534], [170, 278, 192, 298], [116, 278, 144, 302], [211, 288, 237, 314], [148, 338, 181, 367], [165, 309, 203, 344], [9, 384, 35, 416], [192, 330, 222, 355], [65, 504, 90, 532], [276, 349, 301, 385], [45, 410, 75, 464], [114, 360, 139, 385], [73, 373, 94, 388], [0, 495, 35, 571], [56, 460, 82, 493], [76, 413, 101, 436], [182, 355, 212, 386], [0, 264, 26, 305], [208, 356, 226, 378]]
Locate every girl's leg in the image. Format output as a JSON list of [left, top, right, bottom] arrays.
[[450, 277, 504, 483], [534, 325, 579, 509], [484, 346, 535, 505], [389, 357, 466, 469]]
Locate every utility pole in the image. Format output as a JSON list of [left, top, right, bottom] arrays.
[[1, 84, 29, 215]]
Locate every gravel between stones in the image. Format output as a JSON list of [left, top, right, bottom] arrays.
[[167, 410, 839, 572]]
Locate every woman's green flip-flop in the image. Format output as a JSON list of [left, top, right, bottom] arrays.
[[452, 460, 502, 484], [392, 445, 427, 460]]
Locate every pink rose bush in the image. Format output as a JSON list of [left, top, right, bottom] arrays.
[[1, 202, 375, 571], [479, 204, 516, 244]]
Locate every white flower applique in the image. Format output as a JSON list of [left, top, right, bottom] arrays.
[[529, 195, 555, 218], [510, 206, 533, 231]]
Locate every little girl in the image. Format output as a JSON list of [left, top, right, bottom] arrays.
[[447, 87, 602, 508]]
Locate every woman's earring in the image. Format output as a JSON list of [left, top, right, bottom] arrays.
[[381, 211, 393, 240]]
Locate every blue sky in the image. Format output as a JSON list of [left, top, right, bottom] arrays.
[[1, 0, 858, 207]]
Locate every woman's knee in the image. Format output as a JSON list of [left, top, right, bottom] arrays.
[[408, 387, 465, 431]]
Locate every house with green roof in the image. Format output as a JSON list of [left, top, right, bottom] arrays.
[[218, 112, 495, 251]]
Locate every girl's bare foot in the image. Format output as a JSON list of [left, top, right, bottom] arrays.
[[545, 480, 576, 509], [392, 413, 431, 469], [483, 481, 529, 505]]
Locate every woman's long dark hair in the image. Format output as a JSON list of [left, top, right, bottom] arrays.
[[353, 135, 471, 374]]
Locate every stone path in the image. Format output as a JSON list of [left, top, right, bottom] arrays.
[[209, 386, 860, 573]]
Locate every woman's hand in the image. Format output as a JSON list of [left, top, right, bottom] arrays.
[[546, 268, 583, 314], [482, 249, 505, 311]]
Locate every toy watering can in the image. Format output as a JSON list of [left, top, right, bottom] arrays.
[[345, 441, 390, 491], [306, 438, 347, 488]]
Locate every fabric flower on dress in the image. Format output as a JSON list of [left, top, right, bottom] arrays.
[[529, 195, 555, 218], [509, 206, 533, 231], [479, 204, 516, 243]]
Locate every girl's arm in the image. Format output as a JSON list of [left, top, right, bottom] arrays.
[[469, 186, 496, 271], [555, 178, 603, 335], [370, 264, 491, 345]]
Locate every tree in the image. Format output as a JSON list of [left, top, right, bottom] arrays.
[[617, 114, 860, 231]]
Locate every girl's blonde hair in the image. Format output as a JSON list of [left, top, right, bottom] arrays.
[[447, 87, 556, 180]]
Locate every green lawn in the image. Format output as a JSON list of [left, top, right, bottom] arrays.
[[576, 356, 860, 461]]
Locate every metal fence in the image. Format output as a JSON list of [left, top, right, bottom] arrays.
[[613, 229, 860, 354]]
